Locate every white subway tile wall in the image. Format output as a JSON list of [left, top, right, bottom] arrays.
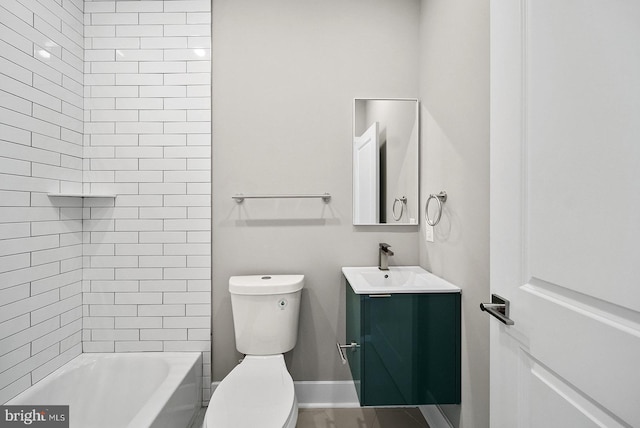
[[83, 0, 211, 404], [0, 0, 84, 404], [0, 0, 211, 405]]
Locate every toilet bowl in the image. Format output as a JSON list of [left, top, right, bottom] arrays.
[[204, 355, 297, 428], [203, 275, 304, 428]]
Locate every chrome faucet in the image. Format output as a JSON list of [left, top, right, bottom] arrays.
[[378, 243, 394, 271]]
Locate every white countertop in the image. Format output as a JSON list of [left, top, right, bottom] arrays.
[[342, 266, 461, 294]]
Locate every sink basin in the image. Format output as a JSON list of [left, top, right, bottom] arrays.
[[342, 266, 461, 294]]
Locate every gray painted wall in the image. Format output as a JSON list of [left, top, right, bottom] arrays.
[[211, 0, 421, 381], [418, 0, 490, 427]]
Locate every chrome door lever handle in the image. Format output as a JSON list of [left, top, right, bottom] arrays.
[[480, 294, 515, 325], [480, 303, 504, 310]]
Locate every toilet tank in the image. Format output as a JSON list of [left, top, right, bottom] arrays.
[[229, 275, 304, 355]]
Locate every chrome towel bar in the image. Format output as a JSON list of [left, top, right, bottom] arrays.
[[232, 193, 331, 203], [336, 342, 359, 364]]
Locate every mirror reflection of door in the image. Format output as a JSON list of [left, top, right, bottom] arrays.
[[353, 122, 379, 224], [353, 99, 419, 225]]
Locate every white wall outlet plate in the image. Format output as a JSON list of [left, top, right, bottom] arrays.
[[425, 224, 434, 242]]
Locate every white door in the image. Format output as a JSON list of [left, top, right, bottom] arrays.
[[353, 122, 379, 224], [489, 1, 640, 427]]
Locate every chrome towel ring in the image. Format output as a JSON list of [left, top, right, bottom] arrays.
[[425, 191, 447, 226], [392, 196, 407, 221]]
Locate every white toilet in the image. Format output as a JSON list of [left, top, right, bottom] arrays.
[[204, 274, 304, 428]]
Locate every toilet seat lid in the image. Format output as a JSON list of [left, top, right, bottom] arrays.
[[207, 355, 295, 428]]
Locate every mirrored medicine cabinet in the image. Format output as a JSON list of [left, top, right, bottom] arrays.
[[352, 98, 419, 225]]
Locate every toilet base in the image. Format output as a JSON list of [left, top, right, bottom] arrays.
[[282, 395, 298, 428], [203, 355, 298, 428], [202, 390, 298, 428]]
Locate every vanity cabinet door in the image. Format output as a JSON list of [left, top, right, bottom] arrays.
[[362, 293, 418, 405], [413, 292, 461, 405]]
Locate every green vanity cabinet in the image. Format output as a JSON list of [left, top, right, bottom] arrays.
[[346, 281, 461, 406]]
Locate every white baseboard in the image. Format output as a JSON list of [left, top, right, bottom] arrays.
[[294, 381, 360, 408], [419, 405, 454, 428], [210, 380, 360, 408]]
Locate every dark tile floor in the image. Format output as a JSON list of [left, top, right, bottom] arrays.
[[296, 407, 429, 428], [190, 406, 430, 428], [188, 407, 206, 428]]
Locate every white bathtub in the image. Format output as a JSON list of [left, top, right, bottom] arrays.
[[8, 352, 202, 428]]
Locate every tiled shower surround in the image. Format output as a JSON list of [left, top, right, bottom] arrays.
[[0, 0, 211, 405]]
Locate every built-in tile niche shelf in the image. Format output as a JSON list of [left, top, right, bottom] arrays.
[[48, 193, 117, 198]]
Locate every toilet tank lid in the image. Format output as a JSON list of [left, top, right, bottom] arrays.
[[229, 275, 304, 295]]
